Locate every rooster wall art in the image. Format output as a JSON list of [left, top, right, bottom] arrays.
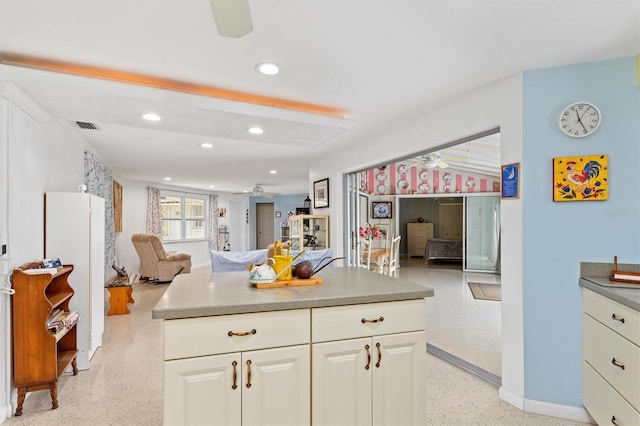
[[553, 154, 608, 201]]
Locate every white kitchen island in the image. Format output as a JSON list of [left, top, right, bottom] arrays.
[[153, 266, 434, 426]]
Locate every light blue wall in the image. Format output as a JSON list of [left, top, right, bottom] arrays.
[[522, 57, 640, 406], [249, 194, 308, 249]]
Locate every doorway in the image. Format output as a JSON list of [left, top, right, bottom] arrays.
[[343, 129, 502, 383], [255, 203, 274, 249]]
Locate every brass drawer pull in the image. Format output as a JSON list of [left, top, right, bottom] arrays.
[[611, 314, 625, 324], [228, 328, 257, 337], [611, 358, 625, 370], [365, 345, 371, 370], [611, 415, 620, 425], [375, 342, 382, 368], [246, 360, 252, 388], [361, 316, 384, 324], [231, 361, 238, 390]]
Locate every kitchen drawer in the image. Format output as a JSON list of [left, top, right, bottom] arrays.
[[583, 288, 640, 346], [583, 313, 640, 408], [583, 361, 640, 426], [312, 300, 425, 342], [164, 309, 310, 360]]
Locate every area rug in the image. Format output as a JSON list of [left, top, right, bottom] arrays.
[[468, 282, 501, 301]]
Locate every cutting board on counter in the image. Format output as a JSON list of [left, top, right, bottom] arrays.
[[252, 276, 323, 288]]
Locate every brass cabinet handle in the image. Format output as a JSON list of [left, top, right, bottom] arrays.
[[246, 360, 252, 388], [231, 361, 238, 390], [611, 314, 625, 324], [228, 329, 257, 337], [361, 316, 384, 324], [611, 358, 625, 370], [611, 415, 620, 425], [375, 342, 382, 368], [365, 345, 371, 370]]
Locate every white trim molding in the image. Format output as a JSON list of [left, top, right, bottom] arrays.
[[0, 81, 51, 123], [524, 398, 594, 424]]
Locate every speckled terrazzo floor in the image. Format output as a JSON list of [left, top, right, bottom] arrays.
[[3, 266, 590, 425]]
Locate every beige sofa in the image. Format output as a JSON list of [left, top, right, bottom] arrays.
[[131, 234, 192, 283]]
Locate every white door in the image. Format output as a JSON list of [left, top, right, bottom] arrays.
[[242, 344, 310, 425], [312, 338, 372, 426], [373, 332, 426, 426], [164, 352, 241, 426]]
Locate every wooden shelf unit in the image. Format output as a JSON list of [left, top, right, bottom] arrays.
[[11, 264, 79, 416]]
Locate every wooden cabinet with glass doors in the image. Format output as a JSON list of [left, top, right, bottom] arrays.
[[288, 215, 329, 251]]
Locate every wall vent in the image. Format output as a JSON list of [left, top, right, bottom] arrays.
[[76, 121, 99, 130]]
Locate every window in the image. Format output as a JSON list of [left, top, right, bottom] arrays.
[[160, 192, 207, 241]]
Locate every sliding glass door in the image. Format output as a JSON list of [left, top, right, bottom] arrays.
[[464, 195, 500, 272]]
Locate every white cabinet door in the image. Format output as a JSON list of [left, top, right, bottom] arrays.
[[312, 338, 372, 426], [313, 332, 426, 426], [164, 345, 310, 426], [242, 345, 310, 425], [373, 331, 426, 426], [164, 352, 241, 426]]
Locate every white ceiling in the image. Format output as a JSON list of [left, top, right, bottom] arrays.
[[0, 1, 637, 195]]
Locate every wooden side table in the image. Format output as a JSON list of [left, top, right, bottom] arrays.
[[106, 275, 135, 316]]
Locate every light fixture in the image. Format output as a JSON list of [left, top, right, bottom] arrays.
[[270, 170, 278, 174], [304, 195, 311, 209], [209, 185, 216, 188], [142, 112, 162, 121], [200, 142, 214, 149], [256, 62, 280, 75], [164, 177, 172, 181], [247, 126, 264, 135]]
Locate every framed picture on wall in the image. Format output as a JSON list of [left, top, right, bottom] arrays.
[[371, 201, 392, 219], [314, 178, 329, 208]]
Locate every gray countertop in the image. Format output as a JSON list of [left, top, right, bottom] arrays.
[[152, 266, 434, 320], [579, 277, 640, 312]]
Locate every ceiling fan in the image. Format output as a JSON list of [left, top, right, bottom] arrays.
[[408, 152, 468, 169], [232, 184, 280, 198], [210, 0, 253, 38]]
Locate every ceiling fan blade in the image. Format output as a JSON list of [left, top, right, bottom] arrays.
[[436, 159, 450, 169], [210, 0, 253, 38], [442, 155, 468, 162]]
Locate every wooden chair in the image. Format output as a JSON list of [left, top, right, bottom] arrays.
[[383, 235, 402, 277]]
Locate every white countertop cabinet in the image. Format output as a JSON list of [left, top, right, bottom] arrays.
[[155, 268, 433, 425], [582, 287, 640, 426]]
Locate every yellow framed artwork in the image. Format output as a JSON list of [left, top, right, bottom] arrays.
[[553, 154, 608, 201]]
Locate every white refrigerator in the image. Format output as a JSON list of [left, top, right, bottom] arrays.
[[45, 192, 105, 370]]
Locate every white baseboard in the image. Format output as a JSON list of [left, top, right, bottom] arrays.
[[499, 387, 594, 424], [499, 386, 524, 410], [0, 403, 8, 423], [524, 398, 594, 424]]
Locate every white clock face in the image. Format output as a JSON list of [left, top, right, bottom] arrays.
[[559, 102, 601, 137]]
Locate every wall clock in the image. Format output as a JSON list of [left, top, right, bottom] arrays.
[[559, 102, 601, 138]]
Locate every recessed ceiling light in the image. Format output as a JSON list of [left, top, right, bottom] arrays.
[[270, 170, 278, 174], [256, 62, 280, 75], [200, 142, 214, 149], [164, 177, 172, 181], [247, 126, 264, 135], [209, 185, 216, 188], [142, 113, 162, 121]]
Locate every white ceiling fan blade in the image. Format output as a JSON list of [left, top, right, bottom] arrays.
[[442, 155, 468, 163], [436, 159, 449, 168], [210, 0, 253, 38]]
